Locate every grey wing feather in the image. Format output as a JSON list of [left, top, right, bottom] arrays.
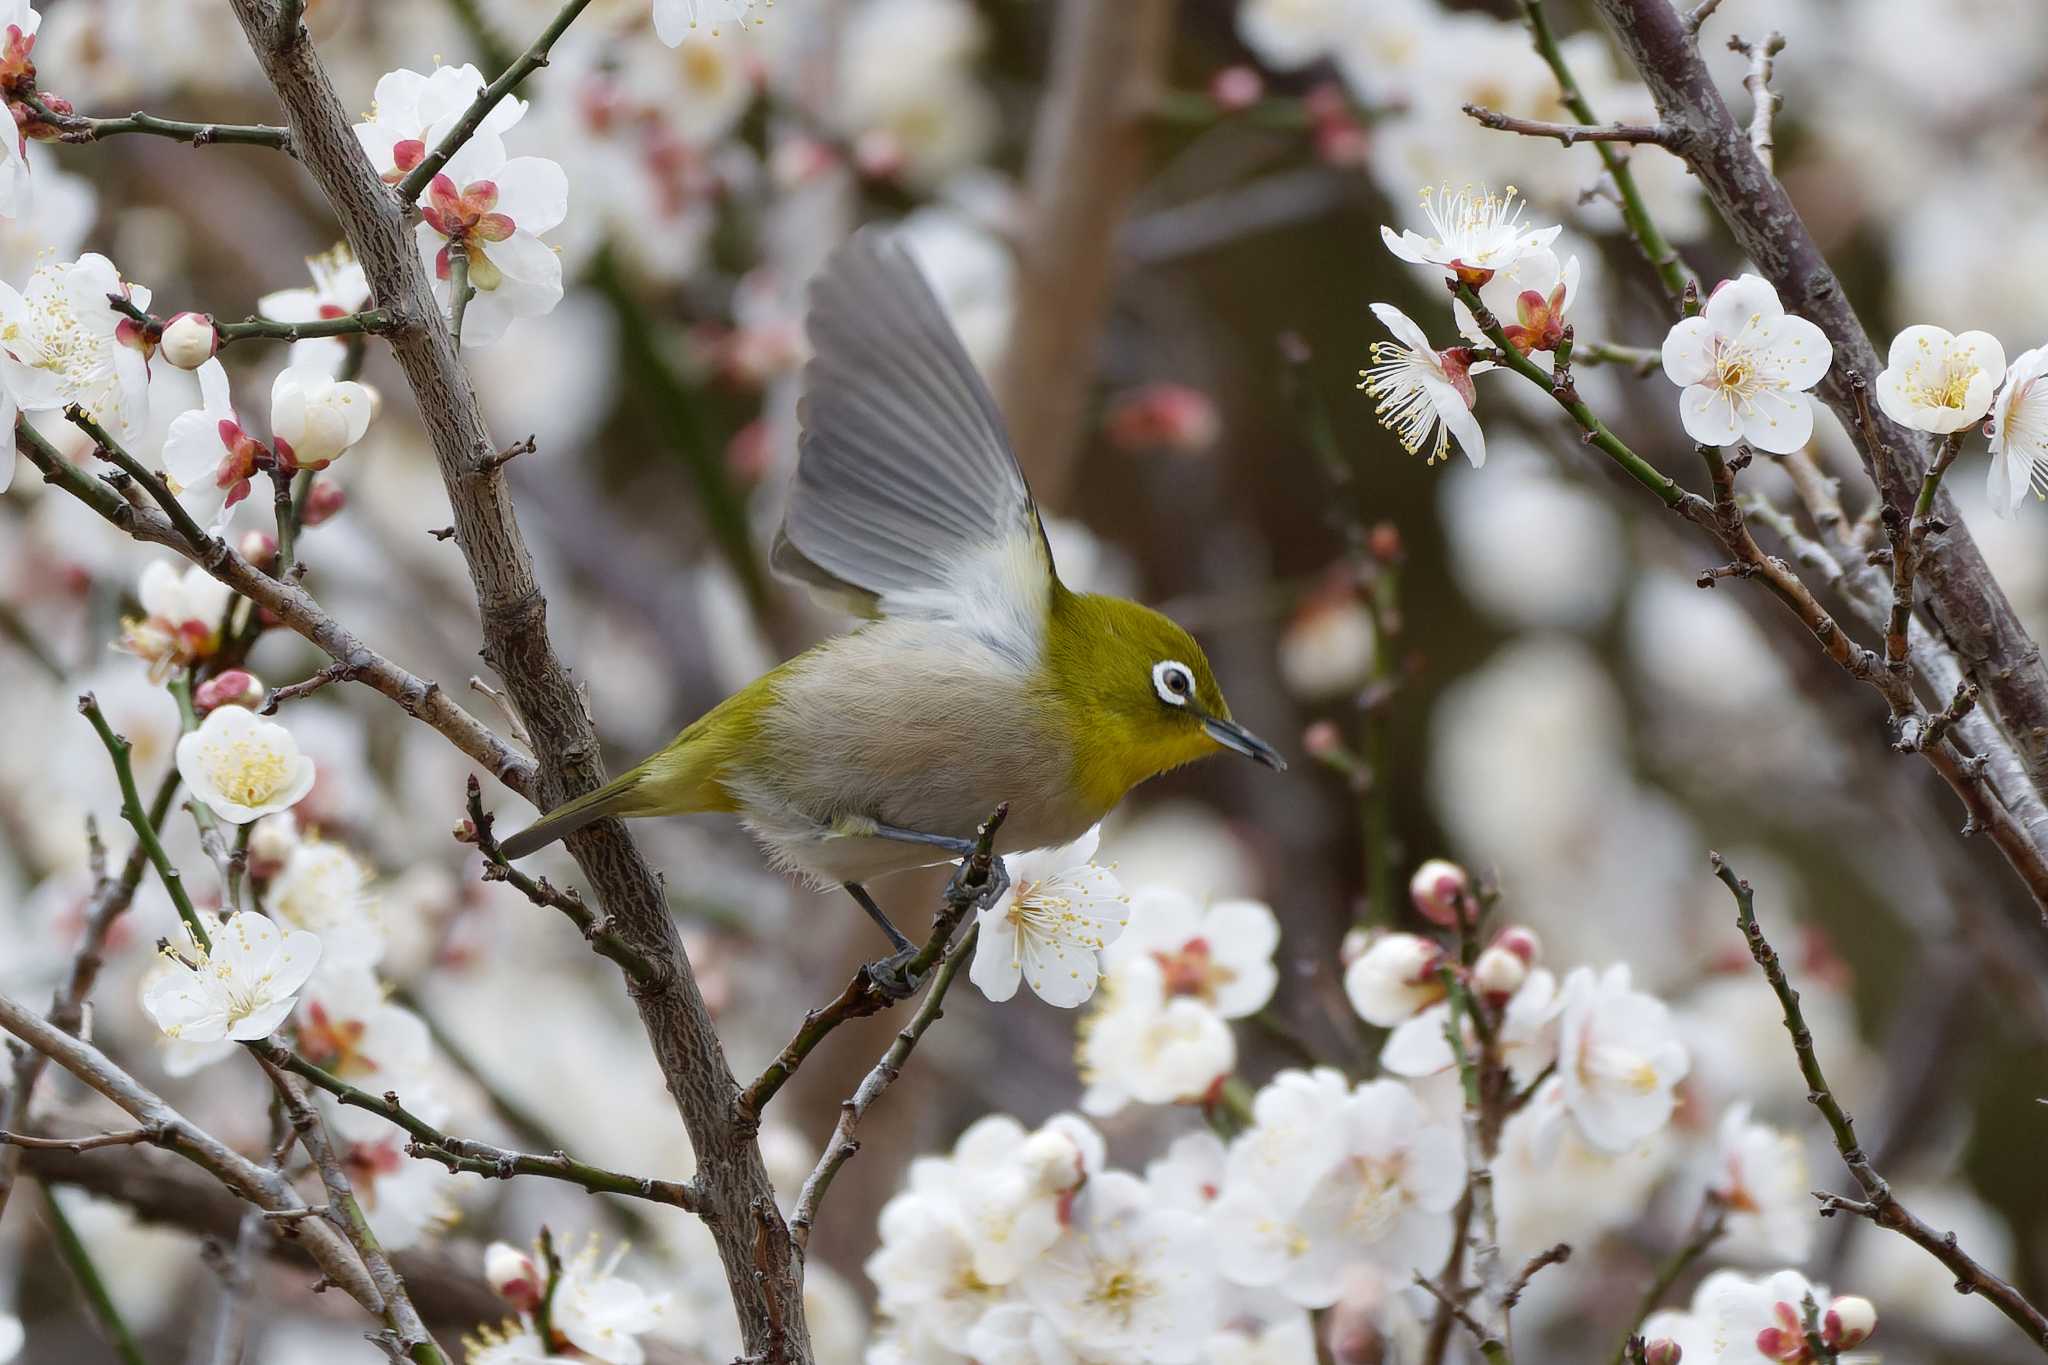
[[777, 227, 1051, 614]]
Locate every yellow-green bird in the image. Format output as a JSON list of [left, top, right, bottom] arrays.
[[503, 228, 1284, 982]]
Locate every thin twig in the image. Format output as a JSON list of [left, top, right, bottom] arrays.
[[0, 991, 381, 1310], [395, 0, 596, 203], [1610, 1194, 1727, 1364], [1713, 854, 2048, 1350], [1682, 0, 1725, 36], [262, 662, 355, 713], [79, 693, 211, 949], [39, 1181, 149, 1365], [1503, 1243, 1572, 1310], [16, 90, 292, 153], [1, 1127, 163, 1153], [18, 421, 537, 798], [740, 805, 1007, 1127], [68, 401, 216, 550], [1461, 105, 1671, 145], [1728, 32, 1787, 174], [788, 925, 982, 1253]]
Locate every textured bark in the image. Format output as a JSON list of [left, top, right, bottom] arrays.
[[1592, 0, 2048, 811], [997, 0, 1176, 508], [221, 4, 810, 1358]]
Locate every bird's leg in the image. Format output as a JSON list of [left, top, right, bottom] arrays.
[[869, 822, 1011, 906], [843, 881, 922, 1001]]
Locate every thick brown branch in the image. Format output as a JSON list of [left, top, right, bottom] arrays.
[[1593, 0, 2048, 820], [220, 1, 810, 1355]]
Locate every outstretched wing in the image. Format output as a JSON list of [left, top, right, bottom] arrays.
[[774, 227, 1054, 655]]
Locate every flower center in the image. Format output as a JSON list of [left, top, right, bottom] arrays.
[[1581, 1040, 1659, 1094], [206, 736, 292, 807], [1086, 1260, 1155, 1327]]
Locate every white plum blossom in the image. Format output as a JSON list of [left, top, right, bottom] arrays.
[[651, 0, 763, 44], [463, 1325, 572, 1365], [270, 363, 372, 470], [257, 245, 372, 374], [0, 3, 39, 218], [1210, 1075, 1462, 1307], [1359, 303, 1487, 467], [141, 910, 321, 1043], [1236, 0, 1369, 70], [1381, 965, 1560, 1086], [1875, 323, 2004, 433], [970, 827, 1129, 1008], [1705, 1103, 1814, 1265], [268, 840, 382, 968], [1694, 1268, 1878, 1363], [1101, 885, 1279, 1018], [1554, 964, 1690, 1154], [1660, 275, 1832, 453], [1987, 343, 2048, 516], [1016, 1172, 1214, 1362], [343, 1133, 460, 1251], [866, 1188, 1006, 1352], [549, 1237, 671, 1364], [416, 140, 568, 347], [1342, 931, 1446, 1027], [173, 702, 317, 825], [0, 253, 150, 488], [1381, 183, 1560, 284], [831, 0, 996, 189], [354, 65, 526, 185], [1076, 955, 1235, 1115], [930, 1114, 1103, 1289], [114, 559, 233, 682], [293, 965, 430, 1087], [1144, 1130, 1227, 1214], [161, 358, 264, 528]]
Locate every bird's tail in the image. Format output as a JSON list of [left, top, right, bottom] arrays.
[[500, 768, 650, 859]]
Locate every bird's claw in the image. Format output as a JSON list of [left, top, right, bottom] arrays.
[[973, 855, 1011, 910], [865, 947, 925, 1002]]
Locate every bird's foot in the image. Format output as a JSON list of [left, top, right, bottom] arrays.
[[863, 946, 925, 1002], [973, 854, 1011, 910]]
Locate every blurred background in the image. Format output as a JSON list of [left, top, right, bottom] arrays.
[[2, 0, 2046, 1360]]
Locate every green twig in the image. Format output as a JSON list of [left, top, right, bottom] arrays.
[[1512, 0, 1696, 303], [397, 0, 596, 203], [1452, 284, 1686, 506], [39, 1182, 148, 1365], [18, 91, 292, 153], [219, 308, 395, 345], [1609, 1193, 1726, 1364], [79, 693, 210, 950]]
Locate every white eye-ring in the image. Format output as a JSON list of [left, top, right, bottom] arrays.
[[1153, 659, 1195, 706]]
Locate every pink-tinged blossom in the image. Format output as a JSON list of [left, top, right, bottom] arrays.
[[415, 139, 567, 346], [1359, 303, 1487, 467], [1381, 183, 1560, 286], [1555, 964, 1689, 1153], [161, 358, 265, 527], [0, 253, 149, 489], [353, 64, 526, 185]]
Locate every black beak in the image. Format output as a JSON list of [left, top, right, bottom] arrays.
[[1203, 715, 1287, 771]]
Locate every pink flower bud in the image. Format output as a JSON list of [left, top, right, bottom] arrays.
[[1408, 858, 1472, 927], [1823, 1296, 1876, 1349], [483, 1241, 543, 1312], [1104, 383, 1222, 456], [193, 670, 264, 714], [160, 312, 219, 370], [1367, 521, 1404, 564], [725, 419, 774, 486], [1490, 925, 1542, 966], [1303, 719, 1345, 759], [1208, 65, 1264, 112], [1642, 1340, 1683, 1365], [238, 530, 278, 568], [301, 481, 346, 527], [1472, 944, 1527, 1001], [852, 128, 905, 180]]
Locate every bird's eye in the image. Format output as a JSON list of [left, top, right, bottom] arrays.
[[1152, 659, 1195, 706]]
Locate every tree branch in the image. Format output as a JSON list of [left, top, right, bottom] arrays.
[[220, 2, 811, 1354], [996, 0, 1176, 507], [1591, 0, 2048, 829], [1461, 104, 1672, 145], [0, 992, 381, 1312], [17, 91, 292, 152], [17, 422, 538, 799], [1728, 31, 1787, 173], [1713, 855, 2048, 1351]]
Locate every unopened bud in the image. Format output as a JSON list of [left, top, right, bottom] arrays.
[[1823, 1296, 1876, 1349], [1490, 925, 1542, 966], [1472, 944, 1527, 1001], [1643, 1340, 1682, 1365], [484, 1241, 543, 1312], [248, 812, 300, 877], [1338, 926, 1371, 967], [1208, 65, 1264, 112], [238, 530, 278, 568], [1344, 931, 1446, 1026], [1104, 382, 1221, 456], [301, 480, 346, 526], [1019, 1128, 1086, 1195], [1408, 858, 1472, 928], [852, 127, 905, 180], [1303, 719, 1345, 760], [1368, 521, 1403, 565], [160, 312, 218, 370], [193, 669, 264, 714]]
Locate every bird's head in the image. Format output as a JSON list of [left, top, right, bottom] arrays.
[[1046, 590, 1285, 810]]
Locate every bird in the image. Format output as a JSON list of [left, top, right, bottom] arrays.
[[501, 227, 1284, 989]]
